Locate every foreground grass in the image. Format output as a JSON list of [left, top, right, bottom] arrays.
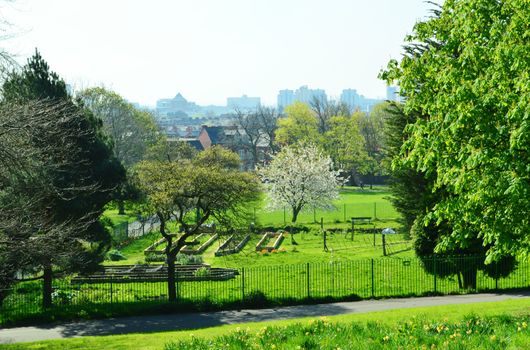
[[2, 298, 529, 350]]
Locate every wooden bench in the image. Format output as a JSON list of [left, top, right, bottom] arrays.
[[351, 217, 372, 224]]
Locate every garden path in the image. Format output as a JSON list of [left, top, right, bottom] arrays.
[[1, 292, 529, 344]]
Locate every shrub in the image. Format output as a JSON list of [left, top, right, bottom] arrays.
[[106, 249, 127, 261], [243, 290, 268, 307], [194, 267, 210, 278], [176, 254, 203, 265], [145, 253, 165, 263], [51, 289, 76, 305]]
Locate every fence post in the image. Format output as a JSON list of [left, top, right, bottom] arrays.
[[343, 204, 346, 222], [313, 207, 316, 223], [351, 218, 354, 241], [241, 267, 245, 302], [371, 259, 375, 298], [495, 261, 498, 291], [306, 263, 310, 299], [283, 207, 286, 225], [382, 234, 387, 256], [110, 276, 113, 305], [373, 203, 377, 220], [433, 256, 437, 294], [175, 269, 179, 301]]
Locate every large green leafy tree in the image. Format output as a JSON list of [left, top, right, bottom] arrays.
[[134, 146, 260, 301], [79, 87, 160, 214], [358, 102, 389, 188], [1, 51, 124, 307], [382, 1, 526, 280]]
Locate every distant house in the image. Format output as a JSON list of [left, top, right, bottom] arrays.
[[167, 137, 204, 152], [198, 125, 270, 171]]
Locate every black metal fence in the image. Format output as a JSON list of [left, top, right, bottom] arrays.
[[1, 256, 529, 326], [112, 216, 161, 244]]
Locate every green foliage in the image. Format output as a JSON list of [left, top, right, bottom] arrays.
[[194, 267, 210, 278], [165, 314, 530, 350], [275, 102, 320, 146], [0, 51, 125, 301], [106, 249, 127, 261], [193, 145, 240, 170], [78, 87, 160, 168], [176, 254, 203, 265], [382, 0, 530, 262], [323, 112, 367, 178]]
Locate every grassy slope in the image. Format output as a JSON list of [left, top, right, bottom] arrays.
[[254, 186, 399, 226], [204, 231, 413, 268], [3, 298, 529, 350], [107, 187, 407, 267], [103, 209, 138, 226]]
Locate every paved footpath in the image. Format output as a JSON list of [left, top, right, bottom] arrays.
[[1, 292, 529, 344]]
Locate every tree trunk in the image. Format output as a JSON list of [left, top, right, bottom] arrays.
[[167, 254, 177, 302], [291, 207, 300, 223], [42, 264, 53, 309], [461, 268, 477, 289], [117, 199, 125, 215]]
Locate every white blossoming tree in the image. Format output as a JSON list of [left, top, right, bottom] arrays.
[[260, 143, 344, 223]]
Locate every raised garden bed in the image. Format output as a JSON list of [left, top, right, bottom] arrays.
[[71, 264, 239, 283], [255, 231, 284, 252], [180, 233, 218, 255], [215, 234, 250, 256]]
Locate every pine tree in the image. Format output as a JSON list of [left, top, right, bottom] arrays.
[[0, 50, 124, 307]]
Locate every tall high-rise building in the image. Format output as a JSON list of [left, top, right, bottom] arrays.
[[294, 85, 327, 105], [277, 89, 295, 112], [340, 89, 360, 110], [277, 86, 327, 112]]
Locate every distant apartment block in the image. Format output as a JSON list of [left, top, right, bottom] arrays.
[[226, 95, 261, 111], [277, 89, 295, 112], [340, 89, 380, 113], [277, 85, 327, 112]]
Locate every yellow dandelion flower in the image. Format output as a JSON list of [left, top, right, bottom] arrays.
[[523, 322, 527, 329], [490, 335, 496, 341], [466, 329, 472, 335], [383, 335, 390, 342]]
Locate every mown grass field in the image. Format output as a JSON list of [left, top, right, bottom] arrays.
[[102, 186, 405, 267], [253, 186, 399, 226], [2, 298, 529, 350]]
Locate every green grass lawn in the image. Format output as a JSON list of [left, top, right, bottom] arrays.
[[2, 298, 529, 350], [105, 186, 405, 267], [253, 186, 399, 226], [103, 209, 139, 227]]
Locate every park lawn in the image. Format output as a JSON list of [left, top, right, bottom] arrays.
[[103, 209, 139, 226], [106, 186, 405, 267], [2, 298, 529, 350], [204, 230, 413, 268], [254, 186, 399, 226], [105, 232, 163, 266]]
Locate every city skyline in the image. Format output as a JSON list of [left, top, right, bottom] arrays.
[[2, 0, 442, 107], [156, 85, 392, 117]]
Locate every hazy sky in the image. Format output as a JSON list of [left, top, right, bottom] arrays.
[[2, 0, 442, 107]]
